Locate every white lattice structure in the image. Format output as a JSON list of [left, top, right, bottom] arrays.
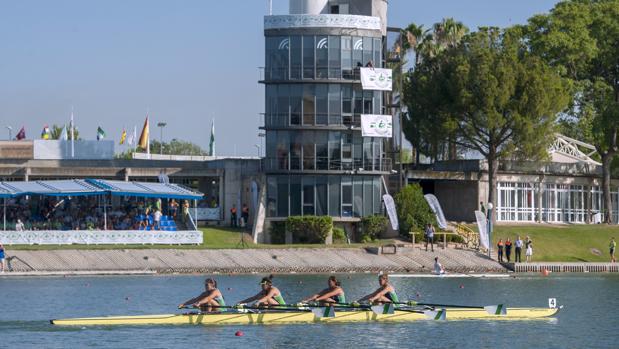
[[548, 133, 601, 165]]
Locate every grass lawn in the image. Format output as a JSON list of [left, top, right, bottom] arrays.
[[487, 224, 618, 262], [4, 226, 394, 251]]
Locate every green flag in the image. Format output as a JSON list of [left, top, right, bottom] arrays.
[[208, 120, 215, 156], [97, 126, 106, 140]]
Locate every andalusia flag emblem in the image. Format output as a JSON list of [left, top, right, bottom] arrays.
[[96, 126, 106, 140], [208, 119, 215, 156]]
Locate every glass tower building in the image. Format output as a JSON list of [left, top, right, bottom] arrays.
[[262, 0, 391, 220]]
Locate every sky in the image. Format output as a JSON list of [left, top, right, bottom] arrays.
[[0, 0, 560, 156]]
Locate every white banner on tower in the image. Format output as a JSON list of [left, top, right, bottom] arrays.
[[361, 114, 393, 138], [360, 67, 393, 91]]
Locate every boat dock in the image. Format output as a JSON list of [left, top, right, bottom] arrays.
[[0, 247, 504, 275]]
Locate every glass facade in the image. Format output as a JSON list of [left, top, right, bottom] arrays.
[[265, 35, 382, 81], [266, 175, 382, 218], [264, 31, 387, 218], [496, 181, 619, 223]]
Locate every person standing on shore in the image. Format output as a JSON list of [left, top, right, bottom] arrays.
[[525, 236, 533, 263], [0, 242, 5, 273], [610, 238, 616, 263], [424, 223, 435, 252], [497, 239, 504, 263], [515, 236, 523, 263], [230, 205, 238, 227], [0, 243, 6, 272], [505, 238, 512, 262]]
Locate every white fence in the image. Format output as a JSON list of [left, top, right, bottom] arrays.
[[0, 230, 203, 245]]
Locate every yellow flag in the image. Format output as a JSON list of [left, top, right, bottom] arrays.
[[119, 129, 127, 145], [138, 116, 149, 150]]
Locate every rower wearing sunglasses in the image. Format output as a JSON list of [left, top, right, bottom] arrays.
[[237, 274, 286, 306]]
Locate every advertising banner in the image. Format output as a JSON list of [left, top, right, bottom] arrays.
[[361, 114, 393, 138], [360, 67, 393, 91]]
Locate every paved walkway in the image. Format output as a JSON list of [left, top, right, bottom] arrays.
[[0, 245, 505, 275]]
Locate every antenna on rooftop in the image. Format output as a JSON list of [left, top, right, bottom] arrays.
[[268, 0, 272, 15]]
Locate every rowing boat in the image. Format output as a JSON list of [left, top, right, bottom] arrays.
[[51, 307, 560, 326]]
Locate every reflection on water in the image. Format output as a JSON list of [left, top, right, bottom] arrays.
[[0, 274, 617, 348]]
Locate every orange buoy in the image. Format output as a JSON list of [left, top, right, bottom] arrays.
[[235, 330, 244, 337]]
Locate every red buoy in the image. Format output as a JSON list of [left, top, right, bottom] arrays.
[[235, 330, 244, 337]]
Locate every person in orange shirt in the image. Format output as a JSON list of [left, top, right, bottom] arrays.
[[497, 239, 504, 263], [230, 205, 238, 227], [505, 238, 513, 262]]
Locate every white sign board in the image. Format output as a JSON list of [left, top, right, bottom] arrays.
[[475, 210, 490, 250], [383, 194, 399, 231], [361, 114, 393, 138], [0, 230, 203, 245], [196, 207, 221, 221], [360, 67, 393, 91]]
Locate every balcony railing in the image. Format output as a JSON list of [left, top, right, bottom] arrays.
[[264, 156, 392, 173], [259, 66, 363, 82]]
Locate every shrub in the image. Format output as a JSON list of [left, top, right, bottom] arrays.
[[360, 215, 388, 242], [394, 184, 436, 237], [270, 221, 286, 244], [332, 227, 347, 243], [286, 216, 333, 244]]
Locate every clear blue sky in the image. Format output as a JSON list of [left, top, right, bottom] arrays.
[[0, 0, 559, 156]]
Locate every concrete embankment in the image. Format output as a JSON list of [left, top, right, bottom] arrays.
[[1, 247, 505, 275]]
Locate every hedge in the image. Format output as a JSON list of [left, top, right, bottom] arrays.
[[286, 216, 333, 244], [360, 215, 388, 242]]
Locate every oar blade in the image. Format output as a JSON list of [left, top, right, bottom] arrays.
[[370, 303, 395, 315], [424, 308, 447, 321], [311, 306, 336, 318], [484, 304, 507, 316]]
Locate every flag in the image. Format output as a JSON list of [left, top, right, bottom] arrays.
[[138, 116, 149, 152], [119, 129, 127, 145], [15, 126, 26, 140], [96, 126, 105, 140], [208, 119, 215, 156], [41, 125, 51, 140], [60, 125, 68, 140], [127, 125, 136, 146]]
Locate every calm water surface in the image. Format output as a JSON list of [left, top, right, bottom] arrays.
[[0, 273, 617, 348]]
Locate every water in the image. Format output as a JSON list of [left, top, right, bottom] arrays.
[[0, 273, 617, 348]]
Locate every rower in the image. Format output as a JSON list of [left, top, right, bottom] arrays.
[[359, 274, 399, 304], [179, 278, 225, 310], [237, 275, 286, 306], [302, 276, 346, 304]]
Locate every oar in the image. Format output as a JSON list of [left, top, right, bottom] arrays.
[[179, 304, 337, 318], [406, 301, 507, 315]]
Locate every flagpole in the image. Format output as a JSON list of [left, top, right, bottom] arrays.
[[70, 107, 75, 158]]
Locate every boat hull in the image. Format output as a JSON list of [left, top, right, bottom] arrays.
[[51, 308, 560, 326]]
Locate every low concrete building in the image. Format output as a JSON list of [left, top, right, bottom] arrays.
[[405, 135, 619, 224], [0, 141, 261, 226]]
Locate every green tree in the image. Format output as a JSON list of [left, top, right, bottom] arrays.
[[50, 124, 80, 140], [401, 19, 469, 163], [394, 184, 436, 236], [406, 27, 571, 221], [149, 139, 207, 156], [525, 0, 619, 223]]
